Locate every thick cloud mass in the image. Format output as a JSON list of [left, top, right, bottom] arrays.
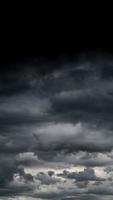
[[57, 168, 104, 181], [1, 55, 113, 199]]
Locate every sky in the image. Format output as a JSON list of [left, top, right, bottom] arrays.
[[0, 52, 113, 199]]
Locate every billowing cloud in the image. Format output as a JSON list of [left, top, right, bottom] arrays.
[[36, 172, 61, 185], [57, 168, 105, 182], [33, 122, 113, 158], [54, 151, 113, 167], [1, 55, 113, 199]]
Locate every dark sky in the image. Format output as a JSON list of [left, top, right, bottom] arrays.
[[1, 46, 113, 199]]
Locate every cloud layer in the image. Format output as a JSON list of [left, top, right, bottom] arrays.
[[1, 55, 113, 199]]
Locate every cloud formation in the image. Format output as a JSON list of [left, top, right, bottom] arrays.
[[1, 55, 113, 199]]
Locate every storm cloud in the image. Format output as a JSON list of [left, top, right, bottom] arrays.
[[1, 54, 113, 199]]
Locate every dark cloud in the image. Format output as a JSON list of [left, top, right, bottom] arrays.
[[1, 55, 113, 199], [18, 167, 34, 182], [57, 168, 104, 182], [36, 172, 61, 185], [33, 123, 113, 160], [0, 156, 17, 186], [54, 152, 113, 167], [16, 152, 43, 167], [88, 186, 113, 196], [76, 180, 89, 188], [48, 170, 54, 176]]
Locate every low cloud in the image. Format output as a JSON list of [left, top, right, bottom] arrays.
[[57, 168, 105, 182]]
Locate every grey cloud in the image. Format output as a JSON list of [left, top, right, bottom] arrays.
[[75, 180, 89, 188], [87, 179, 113, 196], [104, 166, 113, 174], [51, 80, 113, 124], [16, 152, 43, 167], [0, 186, 32, 197], [34, 123, 113, 159], [0, 132, 36, 154], [0, 166, 35, 197], [0, 95, 50, 123], [54, 152, 113, 167], [36, 172, 61, 185], [88, 186, 113, 196], [18, 167, 34, 182], [0, 153, 35, 194], [0, 156, 17, 186], [32, 189, 84, 200], [57, 168, 105, 182], [48, 171, 54, 176], [1, 57, 113, 199]]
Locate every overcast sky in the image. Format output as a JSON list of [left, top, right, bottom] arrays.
[[0, 53, 113, 199]]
